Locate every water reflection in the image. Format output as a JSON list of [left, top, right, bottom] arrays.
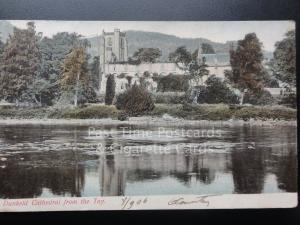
[[0, 123, 297, 198]]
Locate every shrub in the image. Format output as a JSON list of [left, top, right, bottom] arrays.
[[115, 84, 154, 116], [105, 74, 116, 105], [279, 92, 297, 108], [244, 89, 275, 105], [202, 75, 239, 104], [185, 76, 239, 104]]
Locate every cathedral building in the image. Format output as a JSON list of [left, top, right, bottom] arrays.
[[98, 29, 231, 94]]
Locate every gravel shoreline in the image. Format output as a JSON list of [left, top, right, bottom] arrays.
[[0, 116, 297, 127]]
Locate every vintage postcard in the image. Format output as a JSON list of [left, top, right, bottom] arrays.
[[0, 20, 297, 211]]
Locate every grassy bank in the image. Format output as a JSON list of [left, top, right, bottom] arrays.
[[0, 105, 119, 120], [0, 103, 296, 121], [149, 103, 297, 121]]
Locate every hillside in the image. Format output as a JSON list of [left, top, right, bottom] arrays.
[[0, 21, 273, 61], [87, 30, 237, 61]]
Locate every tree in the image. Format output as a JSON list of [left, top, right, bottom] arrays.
[[60, 47, 89, 107], [188, 58, 209, 85], [0, 22, 41, 104], [105, 74, 116, 105], [201, 43, 215, 54], [272, 30, 296, 88], [0, 38, 4, 56], [38, 32, 87, 103], [132, 48, 161, 63], [169, 46, 192, 71], [225, 33, 264, 104], [89, 56, 100, 90]]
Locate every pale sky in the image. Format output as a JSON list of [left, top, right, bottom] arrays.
[[8, 20, 295, 51]]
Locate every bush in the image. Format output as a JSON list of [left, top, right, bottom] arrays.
[[105, 74, 116, 105], [49, 105, 119, 119], [115, 84, 154, 116], [204, 76, 239, 104], [244, 89, 275, 105], [279, 92, 296, 108], [186, 76, 239, 104]]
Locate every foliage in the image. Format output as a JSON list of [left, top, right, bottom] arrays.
[[0, 22, 41, 103], [132, 48, 162, 63], [225, 33, 265, 103], [105, 74, 116, 105], [149, 103, 296, 121], [156, 74, 190, 92], [60, 47, 90, 106], [168, 46, 192, 70], [89, 56, 100, 90], [170, 46, 209, 84], [0, 38, 4, 56], [272, 30, 296, 87], [279, 92, 297, 109], [115, 84, 154, 116], [188, 59, 209, 84], [39, 32, 87, 104], [196, 75, 239, 104], [262, 70, 280, 88], [243, 89, 275, 106]]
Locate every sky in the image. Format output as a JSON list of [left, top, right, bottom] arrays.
[[8, 20, 295, 51]]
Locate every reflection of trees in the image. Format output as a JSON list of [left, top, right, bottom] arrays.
[[230, 127, 266, 194], [126, 169, 162, 181], [170, 155, 216, 185], [0, 125, 46, 144], [98, 149, 223, 196], [0, 164, 85, 199], [275, 147, 297, 192], [231, 148, 265, 193], [99, 138, 126, 196]]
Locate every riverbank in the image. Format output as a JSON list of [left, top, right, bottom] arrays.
[[0, 103, 297, 122], [0, 116, 297, 127]]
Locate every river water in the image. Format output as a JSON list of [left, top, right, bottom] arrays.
[[0, 123, 297, 198]]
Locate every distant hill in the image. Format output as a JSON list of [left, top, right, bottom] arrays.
[[87, 30, 238, 61], [0, 21, 14, 42], [0, 21, 273, 61]]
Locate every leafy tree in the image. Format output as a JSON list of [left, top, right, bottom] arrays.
[[0, 37, 4, 56], [170, 46, 209, 87], [225, 33, 264, 104], [201, 43, 215, 54], [188, 58, 209, 85], [38, 32, 87, 103], [132, 48, 162, 63], [0, 22, 41, 104], [60, 47, 90, 107], [272, 30, 296, 88], [169, 46, 192, 71], [105, 74, 116, 105], [89, 56, 100, 90]]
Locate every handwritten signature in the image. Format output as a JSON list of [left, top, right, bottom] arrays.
[[168, 195, 216, 207]]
